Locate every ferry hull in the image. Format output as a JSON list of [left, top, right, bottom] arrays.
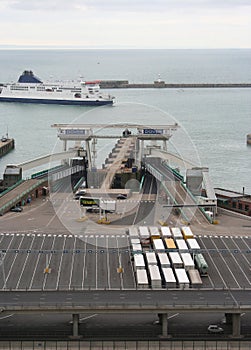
[[0, 96, 113, 106]]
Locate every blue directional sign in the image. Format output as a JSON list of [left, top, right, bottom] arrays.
[[143, 129, 164, 135]]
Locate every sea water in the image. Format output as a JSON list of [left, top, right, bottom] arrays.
[[0, 49, 250, 193]]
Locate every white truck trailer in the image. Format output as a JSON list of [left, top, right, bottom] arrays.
[[148, 265, 162, 289], [145, 252, 158, 266], [160, 226, 172, 238], [180, 253, 195, 271], [162, 267, 177, 288], [174, 268, 190, 288], [187, 238, 201, 250], [133, 254, 145, 270], [169, 252, 183, 268], [136, 269, 149, 289], [176, 239, 189, 251], [170, 227, 183, 240], [188, 269, 203, 287], [152, 239, 165, 252], [128, 227, 139, 239], [157, 253, 171, 268], [138, 226, 150, 239]]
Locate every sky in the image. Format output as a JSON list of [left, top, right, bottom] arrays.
[[0, 0, 251, 49]]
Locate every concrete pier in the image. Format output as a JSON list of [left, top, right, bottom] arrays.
[[70, 313, 82, 339], [232, 313, 241, 338], [161, 314, 168, 337], [225, 313, 242, 338]]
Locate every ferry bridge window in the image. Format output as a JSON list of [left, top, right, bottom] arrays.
[[232, 202, 236, 208], [245, 204, 249, 211], [11, 86, 28, 90], [238, 203, 243, 210]]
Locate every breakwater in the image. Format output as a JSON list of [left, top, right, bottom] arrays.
[[100, 80, 251, 89]]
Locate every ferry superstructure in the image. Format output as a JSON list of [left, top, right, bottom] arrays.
[[0, 71, 114, 106]]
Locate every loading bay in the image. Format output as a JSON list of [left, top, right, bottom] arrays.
[[0, 229, 251, 340], [0, 232, 250, 291]]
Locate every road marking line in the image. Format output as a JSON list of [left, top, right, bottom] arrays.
[[69, 314, 97, 324], [168, 313, 179, 319], [80, 314, 98, 322], [0, 314, 14, 320]]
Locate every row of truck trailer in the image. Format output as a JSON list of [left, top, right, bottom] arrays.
[[127, 226, 208, 289]]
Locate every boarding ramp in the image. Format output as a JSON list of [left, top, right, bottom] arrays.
[[100, 137, 135, 190], [0, 165, 84, 215], [186, 167, 217, 219], [202, 168, 217, 203], [149, 148, 196, 169], [17, 149, 78, 171], [145, 157, 210, 224], [145, 157, 183, 182], [0, 178, 46, 214]]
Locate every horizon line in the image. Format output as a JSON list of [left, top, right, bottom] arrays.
[[0, 46, 251, 50]]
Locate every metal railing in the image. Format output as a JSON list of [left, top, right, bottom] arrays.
[[0, 339, 250, 350]]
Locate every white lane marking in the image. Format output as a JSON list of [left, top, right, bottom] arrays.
[[82, 240, 88, 289], [29, 235, 46, 289], [213, 238, 241, 289], [69, 314, 97, 324], [199, 238, 226, 288], [79, 314, 98, 322], [69, 236, 77, 290], [16, 235, 36, 289], [56, 235, 67, 290], [168, 313, 179, 320], [223, 237, 251, 286], [3, 236, 25, 289], [0, 314, 14, 320], [107, 236, 111, 290], [96, 236, 98, 290]]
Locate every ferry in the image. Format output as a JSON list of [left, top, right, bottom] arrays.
[[0, 70, 114, 106]]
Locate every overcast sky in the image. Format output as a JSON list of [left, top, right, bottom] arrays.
[[1, 0, 251, 48]]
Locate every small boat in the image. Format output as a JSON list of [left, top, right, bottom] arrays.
[[247, 134, 251, 145], [0, 70, 114, 106]]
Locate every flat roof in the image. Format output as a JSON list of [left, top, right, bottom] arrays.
[[4, 167, 21, 175], [215, 188, 244, 198], [215, 188, 251, 203], [52, 123, 179, 130]]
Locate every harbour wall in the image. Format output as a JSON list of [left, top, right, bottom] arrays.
[[100, 80, 251, 89], [1, 81, 251, 89], [0, 138, 15, 158]]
